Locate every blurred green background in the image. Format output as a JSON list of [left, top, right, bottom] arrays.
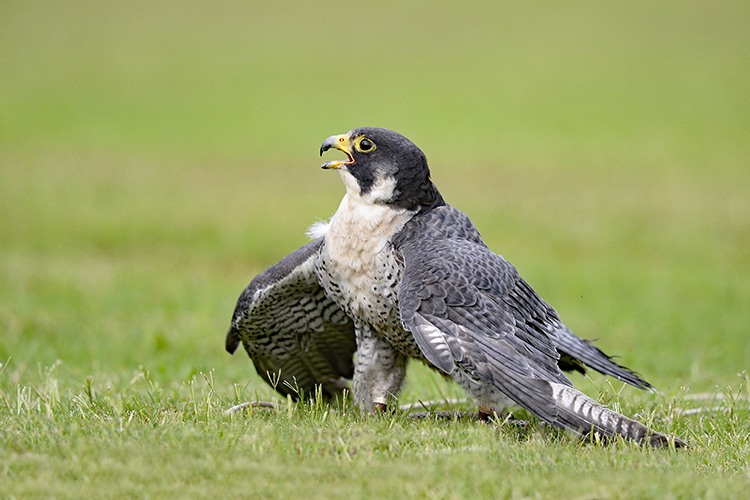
[[1, 0, 748, 395]]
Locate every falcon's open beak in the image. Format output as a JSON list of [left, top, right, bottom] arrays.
[[320, 134, 355, 170]]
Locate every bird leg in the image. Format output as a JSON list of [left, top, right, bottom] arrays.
[[352, 328, 408, 413]]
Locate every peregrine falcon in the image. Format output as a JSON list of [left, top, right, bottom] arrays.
[[226, 127, 685, 448]]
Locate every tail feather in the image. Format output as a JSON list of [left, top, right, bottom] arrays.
[[550, 383, 687, 449]]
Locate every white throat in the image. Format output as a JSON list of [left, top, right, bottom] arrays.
[[310, 189, 414, 253], [308, 170, 408, 243], [310, 173, 415, 295]]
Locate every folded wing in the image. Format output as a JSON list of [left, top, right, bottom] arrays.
[[395, 206, 654, 430], [398, 234, 571, 421]]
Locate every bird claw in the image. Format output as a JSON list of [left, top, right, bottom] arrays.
[[373, 402, 388, 413]]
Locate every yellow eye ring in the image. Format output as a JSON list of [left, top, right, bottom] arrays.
[[355, 136, 376, 153]]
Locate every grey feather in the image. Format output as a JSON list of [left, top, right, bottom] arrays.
[[398, 206, 573, 421], [396, 205, 685, 447], [550, 383, 686, 448], [397, 207, 568, 381], [550, 323, 653, 390], [395, 205, 652, 389], [227, 239, 356, 399]]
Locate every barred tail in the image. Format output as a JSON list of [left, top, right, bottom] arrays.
[[549, 383, 687, 449]]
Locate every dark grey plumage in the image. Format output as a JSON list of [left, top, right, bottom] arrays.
[[227, 127, 685, 448], [226, 239, 356, 399]]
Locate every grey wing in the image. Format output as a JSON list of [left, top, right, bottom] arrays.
[[398, 234, 572, 423], [227, 239, 356, 399], [395, 205, 653, 392], [499, 276, 653, 390], [551, 324, 653, 390]]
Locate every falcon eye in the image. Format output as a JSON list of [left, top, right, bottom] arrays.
[[357, 138, 376, 153]]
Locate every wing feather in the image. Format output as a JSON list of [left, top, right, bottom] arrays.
[[549, 323, 653, 390], [227, 239, 356, 399], [396, 205, 652, 425]]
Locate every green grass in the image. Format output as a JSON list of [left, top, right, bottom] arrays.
[[1, 362, 749, 499], [2, 0, 750, 497]]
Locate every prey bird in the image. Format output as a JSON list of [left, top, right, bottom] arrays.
[[226, 127, 686, 448]]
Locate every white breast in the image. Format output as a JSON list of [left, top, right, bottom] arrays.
[[314, 186, 415, 320]]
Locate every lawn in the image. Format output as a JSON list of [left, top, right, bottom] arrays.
[[1, 1, 749, 498]]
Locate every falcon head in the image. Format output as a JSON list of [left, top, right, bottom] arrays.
[[320, 127, 444, 211]]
